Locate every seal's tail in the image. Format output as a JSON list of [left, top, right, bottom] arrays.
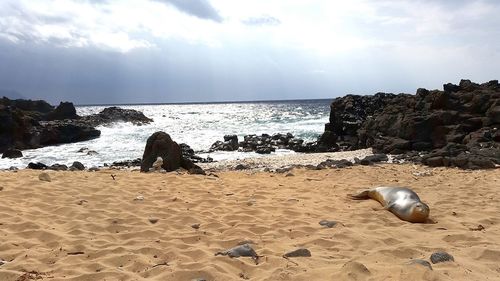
[[348, 190, 370, 200]]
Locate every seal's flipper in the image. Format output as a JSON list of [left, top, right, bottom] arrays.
[[348, 190, 370, 200]]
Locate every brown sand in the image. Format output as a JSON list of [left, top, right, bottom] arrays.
[[0, 164, 499, 281]]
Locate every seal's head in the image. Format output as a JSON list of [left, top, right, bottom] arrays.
[[408, 201, 430, 223]]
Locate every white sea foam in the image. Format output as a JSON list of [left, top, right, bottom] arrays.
[[0, 100, 331, 169]]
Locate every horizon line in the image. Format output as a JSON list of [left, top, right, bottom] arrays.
[[75, 97, 334, 107]]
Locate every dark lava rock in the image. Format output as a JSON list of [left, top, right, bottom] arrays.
[[215, 244, 259, 264], [111, 158, 142, 168], [317, 159, 353, 169], [141, 132, 182, 172], [430, 251, 455, 264], [34, 122, 101, 146], [0, 97, 53, 113], [283, 248, 311, 258], [407, 259, 433, 270], [234, 164, 249, 170], [81, 106, 153, 127], [317, 79, 500, 169], [70, 161, 85, 171], [180, 143, 213, 163], [356, 154, 389, 165], [141, 131, 204, 173], [319, 220, 338, 228], [211, 132, 326, 153], [48, 164, 68, 171], [45, 102, 78, 121], [255, 145, 274, 154], [0, 98, 153, 154], [2, 148, 22, 158], [27, 162, 47, 170]]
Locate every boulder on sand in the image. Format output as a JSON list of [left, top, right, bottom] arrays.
[[140, 131, 204, 173]]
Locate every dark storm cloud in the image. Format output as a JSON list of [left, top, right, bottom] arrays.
[[152, 0, 222, 22], [242, 15, 281, 26]]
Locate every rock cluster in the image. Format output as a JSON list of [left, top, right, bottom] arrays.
[[318, 80, 500, 169], [210, 133, 331, 154], [0, 97, 152, 154]]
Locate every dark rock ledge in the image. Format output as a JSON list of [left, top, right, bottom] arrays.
[[316, 79, 500, 169], [0, 98, 152, 153]]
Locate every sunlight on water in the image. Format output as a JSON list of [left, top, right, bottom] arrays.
[[0, 100, 330, 168]]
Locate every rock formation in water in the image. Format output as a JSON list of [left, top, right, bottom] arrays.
[[209, 133, 333, 154], [0, 97, 153, 153], [318, 79, 500, 169]]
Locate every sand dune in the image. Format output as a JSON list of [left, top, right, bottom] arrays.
[[0, 164, 499, 280]]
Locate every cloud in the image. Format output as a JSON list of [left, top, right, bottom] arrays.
[[242, 15, 281, 26], [152, 0, 222, 22], [0, 1, 153, 52]]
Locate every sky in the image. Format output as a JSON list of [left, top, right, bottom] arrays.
[[0, 0, 499, 104]]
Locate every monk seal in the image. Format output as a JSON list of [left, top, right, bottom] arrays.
[[349, 186, 430, 223]]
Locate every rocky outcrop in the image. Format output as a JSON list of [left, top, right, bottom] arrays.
[[210, 135, 239, 151], [141, 131, 204, 173], [80, 106, 153, 127], [318, 80, 500, 169], [0, 97, 153, 153], [45, 102, 79, 121], [32, 122, 101, 146]]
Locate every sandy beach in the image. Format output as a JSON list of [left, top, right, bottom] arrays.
[[0, 164, 499, 281]]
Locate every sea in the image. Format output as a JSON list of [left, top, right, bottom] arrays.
[[0, 99, 331, 169]]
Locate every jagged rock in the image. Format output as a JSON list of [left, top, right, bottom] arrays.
[[318, 80, 500, 169], [45, 102, 78, 121], [2, 148, 22, 158], [0, 97, 152, 153], [430, 252, 454, 264], [81, 106, 152, 127], [179, 143, 213, 163], [0, 97, 53, 113], [141, 131, 204, 173]]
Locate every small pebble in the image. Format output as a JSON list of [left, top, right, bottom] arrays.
[[148, 218, 159, 224], [39, 172, 51, 182], [430, 251, 454, 264], [319, 220, 337, 228], [191, 224, 200, 229], [407, 259, 433, 270], [283, 248, 311, 257], [0, 186, 3, 191], [134, 195, 145, 201], [285, 173, 295, 177]]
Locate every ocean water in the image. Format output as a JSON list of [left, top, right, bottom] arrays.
[[0, 99, 331, 169]]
